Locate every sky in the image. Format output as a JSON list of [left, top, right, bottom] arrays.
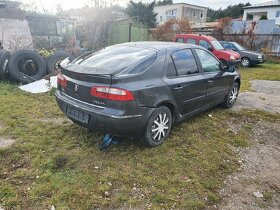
[[20, 0, 267, 13]]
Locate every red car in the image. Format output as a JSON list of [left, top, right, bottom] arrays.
[[173, 34, 241, 66]]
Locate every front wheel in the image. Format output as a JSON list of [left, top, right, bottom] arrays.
[[141, 106, 172, 147], [241, 57, 250, 68], [222, 82, 239, 108]]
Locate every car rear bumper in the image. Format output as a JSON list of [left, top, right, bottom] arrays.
[[55, 91, 154, 137]]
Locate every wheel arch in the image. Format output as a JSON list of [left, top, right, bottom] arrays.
[[156, 100, 178, 123], [234, 77, 241, 89]]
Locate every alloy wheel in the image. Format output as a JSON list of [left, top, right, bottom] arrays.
[[151, 113, 170, 142], [241, 58, 250, 67], [229, 85, 238, 105]]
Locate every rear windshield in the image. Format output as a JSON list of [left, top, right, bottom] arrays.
[[75, 45, 156, 75]]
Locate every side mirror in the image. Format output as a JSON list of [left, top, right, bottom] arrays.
[[208, 47, 213, 51], [220, 62, 227, 71], [221, 64, 236, 73]]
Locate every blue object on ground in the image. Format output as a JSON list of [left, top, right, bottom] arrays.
[[99, 134, 121, 150]]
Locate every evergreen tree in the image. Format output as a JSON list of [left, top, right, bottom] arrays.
[[207, 2, 251, 21], [125, 1, 157, 28]]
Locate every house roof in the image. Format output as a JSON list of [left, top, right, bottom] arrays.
[[244, 1, 280, 9], [154, 3, 207, 10]]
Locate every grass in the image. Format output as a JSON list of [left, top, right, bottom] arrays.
[[239, 63, 280, 92], [0, 63, 280, 209]]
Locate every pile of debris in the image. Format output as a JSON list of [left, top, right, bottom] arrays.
[[0, 49, 73, 83], [0, 49, 74, 93]]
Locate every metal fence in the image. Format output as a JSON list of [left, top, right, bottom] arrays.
[[108, 21, 149, 45]]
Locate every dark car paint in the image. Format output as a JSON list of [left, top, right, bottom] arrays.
[[56, 42, 240, 138], [219, 41, 266, 65]]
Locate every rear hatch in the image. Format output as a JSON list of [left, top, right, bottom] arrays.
[[60, 66, 112, 107], [58, 45, 156, 108]]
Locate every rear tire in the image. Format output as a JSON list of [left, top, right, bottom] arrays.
[[222, 82, 239, 108], [141, 106, 172, 147]]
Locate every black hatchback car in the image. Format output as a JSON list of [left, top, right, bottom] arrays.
[[56, 42, 241, 147], [219, 41, 266, 68]]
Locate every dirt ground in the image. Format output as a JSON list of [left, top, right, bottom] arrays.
[[211, 80, 280, 210]]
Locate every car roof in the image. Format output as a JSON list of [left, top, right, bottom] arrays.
[[112, 41, 204, 53], [175, 34, 216, 41], [220, 41, 236, 44]]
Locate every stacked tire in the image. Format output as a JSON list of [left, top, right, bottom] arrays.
[[0, 50, 74, 83], [46, 51, 74, 74], [8, 50, 46, 83], [0, 50, 11, 79]]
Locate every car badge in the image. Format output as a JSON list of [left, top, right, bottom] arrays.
[[74, 84, 79, 92]]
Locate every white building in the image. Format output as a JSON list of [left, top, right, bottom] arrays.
[[154, 3, 207, 27], [243, 1, 280, 21]]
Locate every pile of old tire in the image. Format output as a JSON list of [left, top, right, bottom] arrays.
[[0, 50, 11, 79], [46, 51, 74, 74], [8, 50, 47, 83], [0, 50, 74, 84]]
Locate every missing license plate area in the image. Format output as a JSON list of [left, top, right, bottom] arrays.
[[66, 106, 89, 124]]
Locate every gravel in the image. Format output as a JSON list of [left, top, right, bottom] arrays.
[[232, 80, 280, 113], [208, 80, 280, 210]]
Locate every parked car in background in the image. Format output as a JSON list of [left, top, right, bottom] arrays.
[[56, 42, 241, 147], [219, 41, 266, 68], [173, 34, 241, 66]]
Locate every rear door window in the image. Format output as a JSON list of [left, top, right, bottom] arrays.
[[171, 49, 199, 76], [186, 38, 196, 45], [166, 58, 177, 78]]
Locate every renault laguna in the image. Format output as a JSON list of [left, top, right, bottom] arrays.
[[55, 42, 241, 147]]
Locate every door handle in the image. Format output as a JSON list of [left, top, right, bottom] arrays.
[[174, 85, 183, 92], [208, 80, 214, 84]]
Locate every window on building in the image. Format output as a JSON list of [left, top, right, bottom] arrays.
[[201, 13, 203, 18], [171, 49, 199, 76], [276, 11, 280, 18]]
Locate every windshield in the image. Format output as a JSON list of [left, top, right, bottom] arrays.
[[233, 42, 246, 51], [76, 45, 156, 74], [211, 40, 224, 50]]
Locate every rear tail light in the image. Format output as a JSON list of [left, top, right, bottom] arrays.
[[57, 73, 67, 88], [91, 86, 135, 101]]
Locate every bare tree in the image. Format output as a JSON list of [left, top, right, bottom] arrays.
[[151, 18, 192, 41], [6, 34, 34, 53]]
